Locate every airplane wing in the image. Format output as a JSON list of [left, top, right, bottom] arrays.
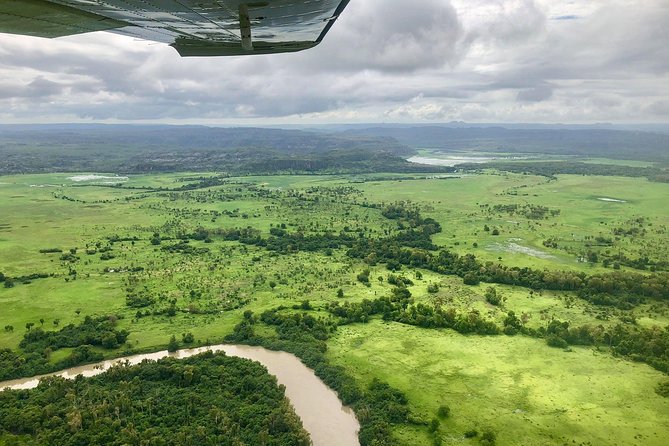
[[0, 0, 350, 56]]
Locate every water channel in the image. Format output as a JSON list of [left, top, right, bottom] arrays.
[[0, 345, 360, 446]]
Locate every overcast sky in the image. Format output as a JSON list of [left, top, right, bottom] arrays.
[[0, 0, 667, 124]]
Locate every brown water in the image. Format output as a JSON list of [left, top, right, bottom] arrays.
[[0, 345, 360, 446]]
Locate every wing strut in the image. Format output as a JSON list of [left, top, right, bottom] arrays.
[[239, 3, 253, 51]]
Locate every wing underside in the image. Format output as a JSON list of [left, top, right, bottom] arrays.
[[0, 0, 350, 56]]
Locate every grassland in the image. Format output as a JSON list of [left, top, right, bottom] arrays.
[[329, 321, 669, 446], [1, 170, 668, 445]]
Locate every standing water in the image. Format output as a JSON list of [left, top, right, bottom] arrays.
[[0, 344, 360, 446]]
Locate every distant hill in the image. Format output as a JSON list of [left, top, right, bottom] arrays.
[[0, 124, 445, 174], [0, 124, 411, 155], [339, 126, 669, 162]]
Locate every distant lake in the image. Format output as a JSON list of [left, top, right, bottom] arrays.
[[407, 155, 496, 166], [67, 174, 128, 182]]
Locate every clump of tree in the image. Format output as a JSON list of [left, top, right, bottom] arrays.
[[357, 268, 371, 285], [656, 381, 669, 398], [484, 287, 502, 306], [161, 241, 209, 255], [437, 405, 451, 418], [167, 334, 179, 352], [328, 286, 500, 336], [490, 203, 560, 220], [539, 318, 669, 373], [19, 315, 129, 353], [0, 272, 50, 288]]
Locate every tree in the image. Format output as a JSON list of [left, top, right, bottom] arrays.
[[25, 322, 35, 331], [503, 311, 522, 335], [463, 273, 480, 285], [167, 335, 179, 352], [464, 430, 478, 438], [337, 288, 344, 298], [484, 287, 501, 306], [656, 381, 669, 398], [481, 429, 497, 446], [182, 332, 195, 344], [546, 334, 568, 348], [491, 228, 500, 236], [357, 269, 370, 285], [102, 333, 119, 349], [437, 405, 450, 418]]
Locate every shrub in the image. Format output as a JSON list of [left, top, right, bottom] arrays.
[[437, 405, 450, 418], [546, 335, 568, 348]]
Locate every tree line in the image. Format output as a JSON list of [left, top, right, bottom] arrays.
[[326, 284, 669, 375]]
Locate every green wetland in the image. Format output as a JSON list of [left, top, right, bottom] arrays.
[[1, 170, 669, 445]]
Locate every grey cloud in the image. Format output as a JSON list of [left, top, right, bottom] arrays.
[[647, 100, 669, 116], [517, 85, 553, 102], [27, 77, 64, 97], [0, 76, 64, 99]]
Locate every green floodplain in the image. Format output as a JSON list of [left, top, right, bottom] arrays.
[[1, 170, 669, 445]]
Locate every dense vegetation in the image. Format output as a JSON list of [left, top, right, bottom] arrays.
[[226, 202, 669, 307], [0, 316, 130, 381], [0, 352, 310, 445]]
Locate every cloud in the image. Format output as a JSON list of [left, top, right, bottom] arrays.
[[0, 0, 666, 123], [517, 85, 553, 102], [647, 100, 669, 116], [302, 0, 465, 72]]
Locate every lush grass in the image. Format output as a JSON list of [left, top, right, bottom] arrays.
[[329, 320, 669, 446], [2, 170, 668, 350]]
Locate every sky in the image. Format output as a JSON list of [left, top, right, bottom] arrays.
[[0, 0, 668, 125]]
